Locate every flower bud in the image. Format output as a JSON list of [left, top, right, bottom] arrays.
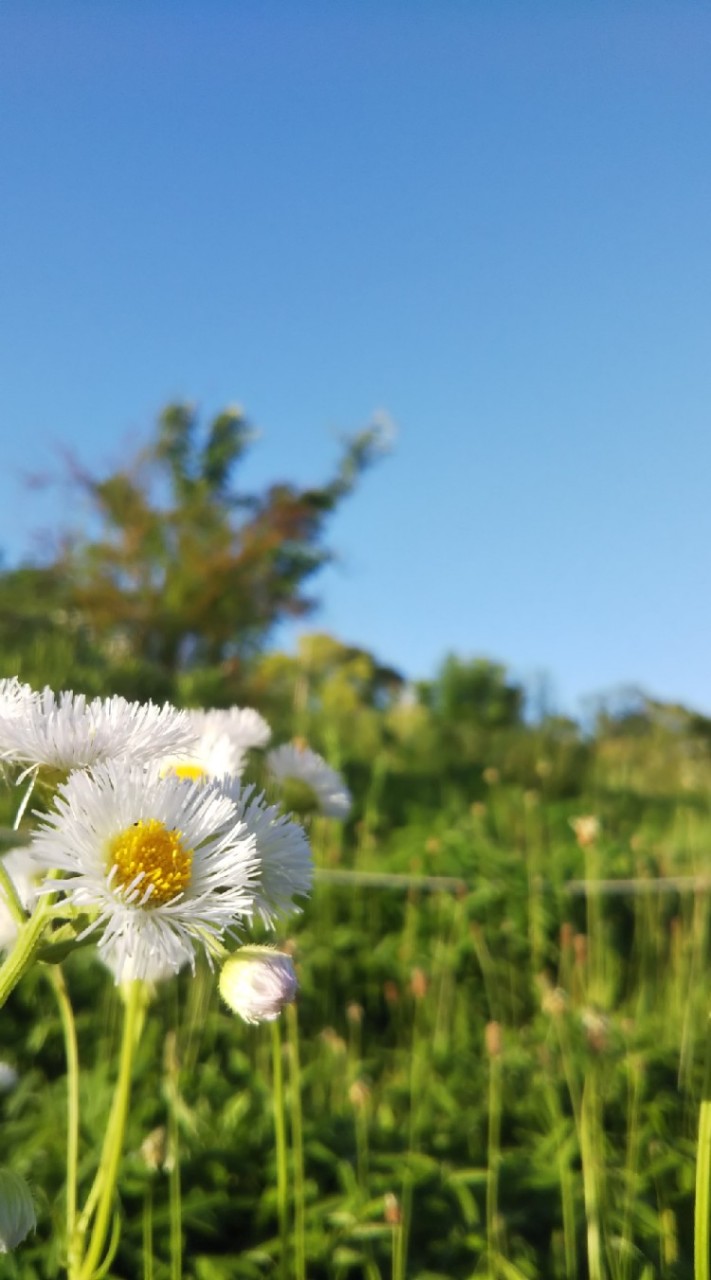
[[348, 1079, 370, 1109], [485, 1021, 503, 1058], [141, 1127, 168, 1173], [0, 1169, 36, 1252], [384, 1193, 401, 1225], [219, 946, 298, 1024], [570, 815, 600, 848], [410, 968, 428, 1000]]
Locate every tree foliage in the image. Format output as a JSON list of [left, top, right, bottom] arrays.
[[418, 654, 524, 728], [0, 402, 388, 701]]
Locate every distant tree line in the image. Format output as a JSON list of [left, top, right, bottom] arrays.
[[2, 400, 711, 822]]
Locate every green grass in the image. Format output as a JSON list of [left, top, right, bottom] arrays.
[[3, 754, 711, 1278]]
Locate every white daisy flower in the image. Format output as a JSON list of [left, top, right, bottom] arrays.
[[221, 780, 312, 924], [191, 707, 271, 752], [161, 730, 243, 784], [162, 707, 271, 784], [0, 690, 197, 772], [219, 946, 297, 1024], [0, 848, 41, 952], [30, 760, 260, 981], [0, 679, 36, 723], [267, 743, 352, 819]]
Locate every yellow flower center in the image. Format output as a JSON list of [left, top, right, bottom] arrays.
[[108, 818, 193, 907], [170, 763, 207, 782]]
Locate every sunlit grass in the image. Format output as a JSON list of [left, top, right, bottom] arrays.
[[3, 744, 711, 1277]]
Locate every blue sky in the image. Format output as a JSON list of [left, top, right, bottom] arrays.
[[1, 2, 710, 714]]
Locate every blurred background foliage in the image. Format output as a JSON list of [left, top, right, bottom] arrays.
[[3, 405, 711, 1277], [3, 400, 711, 812]]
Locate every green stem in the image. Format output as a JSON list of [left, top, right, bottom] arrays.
[[559, 1145, 577, 1280], [142, 1183, 154, 1280], [695, 1009, 711, 1280], [48, 966, 80, 1262], [580, 1071, 604, 1280], [167, 1063, 182, 1280], [77, 981, 145, 1280], [271, 1019, 289, 1280], [542, 1052, 577, 1279], [0, 862, 26, 927], [391, 1215, 406, 1280], [486, 1050, 502, 1265], [620, 1056, 642, 1280], [0, 897, 54, 1008], [584, 845, 603, 1006], [0, 860, 26, 931], [286, 1003, 306, 1280]]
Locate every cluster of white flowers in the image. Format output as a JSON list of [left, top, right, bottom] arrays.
[[161, 705, 272, 784], [0, 684, 196, 772], [0, 681, 351, 1022], [266, 742, 352, 819]]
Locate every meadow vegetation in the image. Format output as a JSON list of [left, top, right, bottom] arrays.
[[1, 406, 710, 1278]]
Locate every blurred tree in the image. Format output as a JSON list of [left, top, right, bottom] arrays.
[[0, 563, 110, 695], [251, 631, 404, 754], [0, 402, 389, 702], [418, 654, 524, 729]]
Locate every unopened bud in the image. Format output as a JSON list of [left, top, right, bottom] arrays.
[[348, 1079, 370, 1109], [141, 1127, 168, 1173], [0, 1169, 36, 1252], [573, 933, 587, 965], [410, 968, 428, 1000], [485, 1021, 503, 1058], [384, 1192, 401, 1225], [570, 815, 600, 848], [541, 986, 568, 1018], [319, 1028, 346, 1055], [581, 1008, 609, 1053], [219, 947, 297, 1024]]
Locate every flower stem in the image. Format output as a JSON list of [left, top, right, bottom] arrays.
[[580, 1069, 603, 1280], [165, 1037, 183, 1280], [695, 1009, 711, 1280], [271, 1018, 289, 1280], [0, 896, 54, 1009], [47, 966, 80, 1256], [486, 1044, 502, 1264], [0, 860, 26, 927], [286, 1003, 306, 1280], [142, 1183, 154, 1280], [76, 981, 146, 1280]]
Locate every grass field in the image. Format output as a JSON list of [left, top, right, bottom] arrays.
[[3, 706, 711, 1280]]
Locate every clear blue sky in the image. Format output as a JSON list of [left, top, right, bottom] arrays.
[[1, 2, 710, 715]]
